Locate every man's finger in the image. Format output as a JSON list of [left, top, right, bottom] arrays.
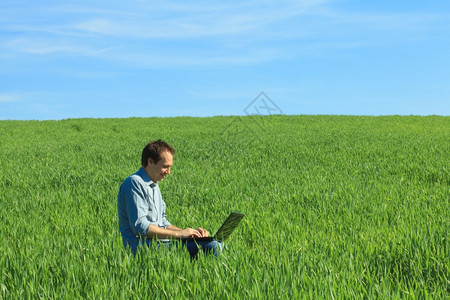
[[197, 227, 204, 235], [191, 229, 201, 237], [198, 227, 210, 237]]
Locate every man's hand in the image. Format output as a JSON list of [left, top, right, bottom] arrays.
[[196, 227, 210, 237], [180, 227, 202, 238]]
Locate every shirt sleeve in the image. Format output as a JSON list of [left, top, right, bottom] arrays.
[[161, 198, 172, 228], [122, 178, 151, 236]]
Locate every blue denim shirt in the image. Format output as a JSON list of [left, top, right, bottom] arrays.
[[117, 167, 171, 251]]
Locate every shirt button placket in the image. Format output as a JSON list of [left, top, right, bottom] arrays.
[[151, 183, 158, 224]]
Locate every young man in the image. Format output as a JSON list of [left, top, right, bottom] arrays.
[[117, 139, 220, 258]]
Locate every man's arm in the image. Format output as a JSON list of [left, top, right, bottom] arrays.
[[147, 224, 202, 239], [166, 225, 182, 231], [166, 225, 210, 237]]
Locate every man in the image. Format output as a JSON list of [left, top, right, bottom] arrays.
[[118, 139, 220, 258]]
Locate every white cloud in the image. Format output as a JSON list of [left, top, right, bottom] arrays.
[[1, 0, 448, 68], [1, 0, 334, 68], [3, 0, 331, 40], [4, 37, 113, 56], [70, 0, 329, 39], [0, 93, 21, 103]]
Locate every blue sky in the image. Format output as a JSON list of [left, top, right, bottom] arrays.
[[1, 0, 449, 120]]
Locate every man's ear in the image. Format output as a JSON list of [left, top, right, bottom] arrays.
[[148, 158, 154, 166]]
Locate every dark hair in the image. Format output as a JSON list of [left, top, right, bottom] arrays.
[[141, 139, 175, 167]]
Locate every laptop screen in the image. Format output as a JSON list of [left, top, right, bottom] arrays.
[[214, 212, 245, 241]]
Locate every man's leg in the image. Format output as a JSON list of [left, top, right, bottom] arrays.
[[184, 240, 223, 259], [135, 239, 223, 260]]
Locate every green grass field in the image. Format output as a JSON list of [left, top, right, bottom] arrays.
[[1, 115, 448, 299]]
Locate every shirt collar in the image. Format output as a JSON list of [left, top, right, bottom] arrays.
[[137, 167, 158, 188]]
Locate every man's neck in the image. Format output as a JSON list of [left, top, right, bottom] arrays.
[[142, 165, 157, 183]]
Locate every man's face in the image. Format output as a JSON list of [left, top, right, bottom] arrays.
[[147, 151, 173, 182]]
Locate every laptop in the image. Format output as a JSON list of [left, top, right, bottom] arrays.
[[181, 212, 245, 242]]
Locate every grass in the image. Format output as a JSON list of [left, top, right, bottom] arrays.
[[0, 115, 448, 298]]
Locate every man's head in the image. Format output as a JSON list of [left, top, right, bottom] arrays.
[[142, 140, 175, 182]]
